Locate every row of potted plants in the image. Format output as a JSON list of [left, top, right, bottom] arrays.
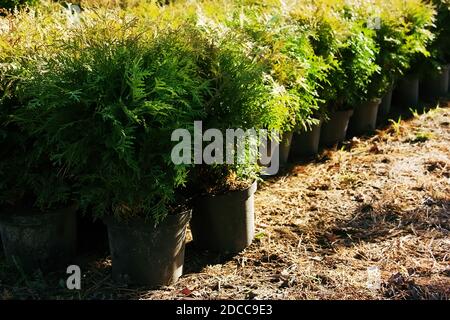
[[267, 0, 449, 160], [0, 0, 448, 287], [0, 3, 281, 285]]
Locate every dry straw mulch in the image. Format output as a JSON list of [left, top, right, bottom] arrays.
[[1, 103, 449, 300]]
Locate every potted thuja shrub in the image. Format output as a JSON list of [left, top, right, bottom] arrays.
[[267, 28, 326, 165], [0, 72, 76, 272], [318, 24, 380, 144], [419, 0, 450, 99], [187, 32, 277, 254], [235, 15, 324, 166], [299, 6, 362, 146], [17, 22, 210, 285], [276, 27, 329, 160], [340, 22, 382, 136], [371, 0, 434, 120], [0, 5, 77, 272], [391, 0, 436, 107], [372, 6, 409, 120], [287, 6, 339, 153]]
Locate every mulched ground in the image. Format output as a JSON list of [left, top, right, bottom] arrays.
[[1, 101, 449, 300]]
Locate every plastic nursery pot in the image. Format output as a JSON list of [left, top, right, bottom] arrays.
[[259, 132, 292, 173], [420, 65, 450, 100], [279, 131, 293, 166], [0, 204, 77, 272], [348, 98, 381, 136], [290, 121, 323, 159], [378, 83, 395, 121], [190, 181, 257, 254], [77, 213, 109, 254], [393, 74, 419, 108], [104, 210, 191, 287], [319, 110, 354, 147]]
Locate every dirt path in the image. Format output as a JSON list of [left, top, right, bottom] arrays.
[[1, 103, 449, 300]]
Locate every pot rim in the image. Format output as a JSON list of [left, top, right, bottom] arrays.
[[331, 109, 354, 116], [103, 208, 192, 230], [0, 202, 78, 227], [200, 180, 257, 200], [358, 98, 382, 107]]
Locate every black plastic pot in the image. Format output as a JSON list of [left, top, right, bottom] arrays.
[[393, 74, 419, 108], [259, 132, 291, 175], [279, 131, 293, 166], [290, 121, 322, 159], [320, 110, 353, 147], [0, 204, 77, 272], [420, 65, 449, 100], [77, 212, 109, 254], [190, 181, 257, 254], [104, 210, 191, 287], [378, 83, 394, 121], [349, 99, 381, 136]]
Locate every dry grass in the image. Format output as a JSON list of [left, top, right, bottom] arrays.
[[0, 103, 449, 300]]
